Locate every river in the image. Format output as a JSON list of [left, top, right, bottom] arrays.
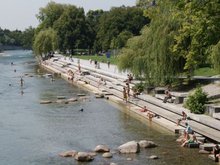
[[0, 50, 215, 165]]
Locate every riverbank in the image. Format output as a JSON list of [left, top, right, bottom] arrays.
[[40, 54, 220, 144]]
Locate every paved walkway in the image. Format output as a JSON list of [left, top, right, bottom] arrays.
[[46, 54, 220, 142]]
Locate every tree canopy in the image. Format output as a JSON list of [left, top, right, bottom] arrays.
[[117, 0, 220, 86], [34, 1, 148, 55], [0, 27, 35, 50]]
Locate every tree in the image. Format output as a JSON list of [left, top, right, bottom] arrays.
[[96, 6, 149, 52], [86, 10, 104, 53], [110, 30, 133, 49], [211, 41, 220, 73], [33, 28, 58, 57], [172, 0, 220, 76], [21, 26, 35, 49], [118, 0, 182, 86], [53, 5, 90, 54], [36, 1, 65, 31]]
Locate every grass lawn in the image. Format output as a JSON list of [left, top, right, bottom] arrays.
[[194, 67, 219, 77], [74, 55, 118, 65]]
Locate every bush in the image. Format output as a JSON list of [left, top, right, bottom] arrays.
[[184, 87, 208, 114], [132, 82, 145, 93]]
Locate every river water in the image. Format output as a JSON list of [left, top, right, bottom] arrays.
[[0, 50, 215, 165]]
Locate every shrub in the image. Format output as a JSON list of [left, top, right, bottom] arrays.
[[132, 82, 145, 93], [184, 87, 208, 114]]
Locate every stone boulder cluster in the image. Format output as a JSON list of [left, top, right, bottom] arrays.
[[59, 140, 158, 163]]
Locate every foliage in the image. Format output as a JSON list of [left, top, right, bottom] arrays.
[[21, 27, 35, 49], [118, 0, 220, 86], [33, 28, 58, 56], [118, 0, 182, 86], [53, 5, 90, 53], [96, 6, 149, 51], [36, 1, 65, 31], [211, 40, 220, 73], [185, 87, 208, 114], [172, 0, 220, 76], [110, 30, 133, 49], [0, 27, 35, 49], [132, 82, 145, 93]]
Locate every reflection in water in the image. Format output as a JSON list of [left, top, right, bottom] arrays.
[[0, 50, 215, 165]]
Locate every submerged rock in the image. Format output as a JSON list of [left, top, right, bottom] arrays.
[[138, 140, 157, 148], [57, 96, 66, 99], [59, 150, 77, 157], [74, 152, 94, 162], [118, 141, 140, 154], [67, 97, 78, 102], [40, 100, 52, 104]]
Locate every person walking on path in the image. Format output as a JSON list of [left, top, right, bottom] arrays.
[[107, 61, 110, 68]]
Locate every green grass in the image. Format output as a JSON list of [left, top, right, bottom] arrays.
[[74, 55, 118, 65], [194, 67, 219, 77]]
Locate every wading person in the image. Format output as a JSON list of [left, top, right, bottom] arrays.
[[20, 77, 24, 86], [123, 87, 128, 103]]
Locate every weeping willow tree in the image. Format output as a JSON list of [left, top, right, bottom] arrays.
[[118, 0, 183, 86], [33, 28, 58, 57], [211, 41, 220, 73]]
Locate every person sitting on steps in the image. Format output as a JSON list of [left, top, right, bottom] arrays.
[[213, 144, 220, 162], [177, 111, 188, 126], [139, 106, 148, 112], [163, 90, 172, 103]]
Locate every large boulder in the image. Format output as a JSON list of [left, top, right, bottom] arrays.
[[118, 141, 140, 154], [74, 152, 94, 162], [59, 150, 77, 157], [94, 145, 110, 152], [138, 140, 157, 148]]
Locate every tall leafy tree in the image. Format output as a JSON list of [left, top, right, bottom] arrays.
[[86, 10, 104, 53], [53, 5, 89, 54], [36, 1, 65, 31], [21, 26, 35, 49], [172, 0, 220, 76], [118, 0, 182, 86], [96, 6, 149, 52], [33, 28, 58, 57]]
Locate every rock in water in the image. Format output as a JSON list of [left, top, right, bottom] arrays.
[[40, 100, 52, 104], [59, 150, 77, 157], [102, 152, 113, 158], [118, 141, 140, 154], [94, 145, 110, 152], [74, 152, 94, 162], [148, 155, 159, 159], [139, 140, 157, 148]]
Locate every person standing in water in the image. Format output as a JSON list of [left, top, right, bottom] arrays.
[[20, 77, 24, 86]]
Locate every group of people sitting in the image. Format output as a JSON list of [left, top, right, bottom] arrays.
[[180, 122, 201, 147]]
